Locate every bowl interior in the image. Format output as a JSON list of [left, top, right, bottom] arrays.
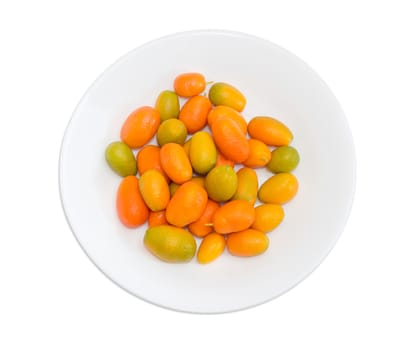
[[59, 30, 355, 313]]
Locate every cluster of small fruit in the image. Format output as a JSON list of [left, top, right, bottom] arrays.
[[105, 73, 299, 264]]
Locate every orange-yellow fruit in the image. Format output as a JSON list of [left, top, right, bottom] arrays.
[[197, 233, 226, 264], [160, 143, 193, 184], [207, 105, 247, 133], [138, 170, 170, 211], [213, 200, 255, 234], [179, 95, 212, 133], [247, 116, 293, 146], [174, 73, 206, 97], [227, 229, 269, 257], [258, 173, 298, 204], [252, 204, 284, 233], [232, 167, 258, 205], [116, 176, 149, 227], [120, 106, 160, 148], [211, 116, 249, 163], [189, 131, 217, 175], [208, 82, 246, 112], [166, 181, 208, 227], [243, 139, 272, 168]]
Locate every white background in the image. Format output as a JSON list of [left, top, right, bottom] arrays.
[[0, 1, 395, 349]]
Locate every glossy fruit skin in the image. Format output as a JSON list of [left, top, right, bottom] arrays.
[[243, 139, 272, 168], [197, 233, 226, 264], [148, 210, 168, 227], [166, 181, 208, 227], [156, 119, 187, 146], [189, 131, 217, 175], [208, 82, 246, 112], [137, 145, 169, 182], [213, 200, 255, 234], [267, 146, 300, 173], [144, 225, 196, 263], [207, 105, 247, 133], [252, 204, 284, 233], [247, 116, 293, 146], [204, 165, 238, 202], [155, 90, 180, 122], [105, 141, 137, 177], [120, 106, 160, 148], [160, 143, 192, 184], [138, 170, 170, 211], [227, 229, 269, 257], [116, 176, 149, 227], [174, 73, 206, 97], [232, 167, 258, 204], [188, 199, 220, 237], [211, 116, 249, 163], [179, 95, 212, 133], [258, 173, 298, 204]]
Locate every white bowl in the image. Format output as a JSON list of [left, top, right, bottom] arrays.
[[59, 30, 356, 314]]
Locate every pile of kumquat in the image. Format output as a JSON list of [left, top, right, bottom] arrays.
[[105, 72, 300, 264]]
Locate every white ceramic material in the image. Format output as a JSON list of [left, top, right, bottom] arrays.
[[59, 30, 356, 314]]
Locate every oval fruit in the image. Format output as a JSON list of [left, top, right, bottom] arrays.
[[120, 106, 160, 148], [227, 229, 269, 257], [144, 225, 196, 263], [155, 90, 180, 122], [207, 105, 247, 133], [247, 116, 293, 146], [160, 143, 193, 184], [179, 95, 212, 133], [105, 141, 137, 177], [188, 199, 220, 237], [232, 167, 258, 204], [156, 118, 187, 146], [258, 173, 298, 204], [174, 73, 206, 97], [205, 165, 237, 202], [267, 146, 300, 173], [116, 176, 149, 227], [208, 82, 246, 112], [211, 116, 249, 163], [213, 200, 255, 234], [197, 233, 226, 264], [166, 181, 208, 227], [243, 139, 272, 168], [148, 210, 168, 227], [252, 204, 284, 233], [136, 145, 169, 182], [138, 170, 170, 211], [189, 131, 217, 175]]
